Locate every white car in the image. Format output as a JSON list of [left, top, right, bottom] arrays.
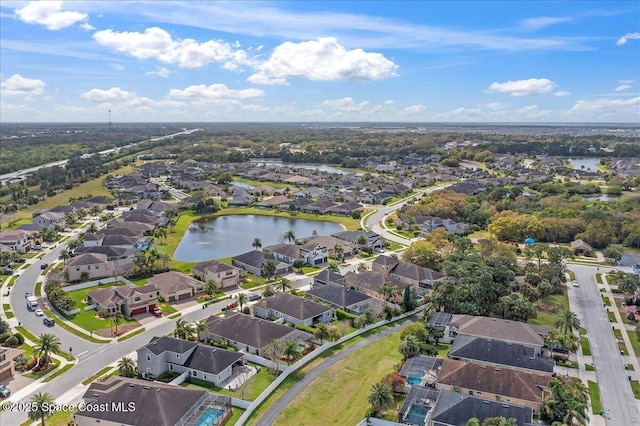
[[572, 280, 579, 287], [34, 308, 44, 316]]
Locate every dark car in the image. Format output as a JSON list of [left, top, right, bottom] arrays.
[[43, 317, 55, 326], [40, 263, 48, 270], [248, 293, 262, 301], [25, 291, 32, 298], [0, 385, 10, 398], [2, 268, 13, 275]]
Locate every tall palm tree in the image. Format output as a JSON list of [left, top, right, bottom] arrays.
[[252, 238, 262, 250], [282, 340, 301, 364], [617, 271, 640, 299], [398, 334, 421, 359], [368, 382, 393, 417], [544, 328, 560, 359], [174, 319, 190, 340], [28, 392, 56, 426], [555, 309, 581, 336], [314, 322, 331, 344], [357, 235, 368, 251], [204, 280, 219, 297], [331, 243, 344, 262], [59, 248, 70, 265], [112, 311, 125, 335], [283, 229, 296, 244], [35, 333, 61, 365], [87, 221, 98, 234], [276, 276, 291, 292], [237, 292, 248, 311], [118, 356, 136, 378], [154, 227, 167, 244], [563, 400, 588, 426], [263, 284, 276, 297], [263, 338, 284, 373]]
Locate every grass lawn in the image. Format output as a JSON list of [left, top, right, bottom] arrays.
[[631, 380, 640, 399], [628, 331, 640, 356], [608, 311, 617, 322], [227, 408, 245, 425], [130, 277, 148, 286], [269, 324, 405, 425], [588, 380, 603, 414], [83, 366, 115, 385], [626, 364, 635, 371], [603, 297, 611, 307], [159, 302, 177, 314], [42, 408, 75, 426], [64, 283, 139, 332], [581, 337, 592, 356], [182, 363, 273, 401], [585, 364, 595, 371], [25, 357, 60, 380], [596, 273, 603, 284], [530, 293, 569, 328]]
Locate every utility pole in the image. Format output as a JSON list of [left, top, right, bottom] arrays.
[[108, 109, 112, 139]]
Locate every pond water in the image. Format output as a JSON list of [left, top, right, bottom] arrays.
[[567, 158, 602, 172], [173, 215, 345, 262], [249, 160, 357, 175], [459, 161, 478, 170]]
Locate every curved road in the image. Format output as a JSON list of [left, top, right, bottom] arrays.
[[256, 318, 413, 426]]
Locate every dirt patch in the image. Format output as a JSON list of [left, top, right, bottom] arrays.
[[93, 322, 141, 338]]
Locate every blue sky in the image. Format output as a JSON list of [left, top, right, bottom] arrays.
[[1, 1, 639, 122]]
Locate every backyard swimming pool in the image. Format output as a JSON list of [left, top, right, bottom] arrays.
[[195, 408, 225, 426], [406, 405, 430, 425]]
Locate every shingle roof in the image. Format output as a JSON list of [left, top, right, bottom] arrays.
[[451, 315, 549, 347], [193, 259, 239, 274], [448, 335, 554, 374], [181, 345, 244, 375], [144, 336, 198, 355], [431, 390, 533, 426], [67, 253, 108, 267], [78, 377, 207, 426], [148, 271, 200, 294], [307, 283, 370, 308], [253, 292, 333, 321]]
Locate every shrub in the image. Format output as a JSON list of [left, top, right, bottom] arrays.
[[336, 308, 357, 322], [13, 332, 24, 345], [4, 335, 19, 347], [243, 307, 250, 315], [628, 312, 636, 323], [0, 332, 12, 343], [295, 324, 316, 334]]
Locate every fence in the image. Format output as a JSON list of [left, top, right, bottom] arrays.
[[62, 276, 135, 292]]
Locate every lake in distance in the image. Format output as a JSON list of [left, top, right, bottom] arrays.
[[173, 214, 345, 262]]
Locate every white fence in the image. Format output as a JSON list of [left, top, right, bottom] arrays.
[[242, 353, 287, 372], [62, 276, 134, 292]]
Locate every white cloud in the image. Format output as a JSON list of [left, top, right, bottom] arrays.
[[619, 79, 635, 85], [398, 105, 426, 116], [81, 87, 138, 103], [168, 83, 265, 100], [488, 78, 556, 96], [246, 73, 289, 86], [383, 100, 395, 106], [15, 1, 89, 30], [146, 67, 172, 78], [93, 27, 250, 69], [249, 37, 398, 85], [571, 96, 640, 115], [80, 22, 95, 31], [486, 102, 508, 110], [322, 97, 369, 112], [616, 84, 632, 92], [242, 104, 271, 112], [616, 32, 640, 45], [0, 74, 45, 97], [515, 105, 552, 119], [520, 17, 571, 30], [554, 90, 571, 97], [110, 64, 125, 71]]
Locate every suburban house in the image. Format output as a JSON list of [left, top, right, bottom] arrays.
[[372, 255, 447, 290], [313, 269, 346, 287], [398, 386, 441, 425], [344, 270, 427, 300], [86, 283, 159, 318], [306, 283, 384, 315], [448, 335, 554, 374], [302, 236, 356, 259], [570, 239, 593, 255], [74, 377, 233, 426], [203, 313, 311, 356], [192, 259, 242, 289], [33, 211, 66, 229], [252, 292, 334, 326], [327, 201, 363, 216], [437, 359, 552, 414], [419, 216, 470, 234], [136, 336, 244, 386], [333, 230, 384, 251], [0, 347, 25, 382], [429, 390, 534, 426], [232, 250, 292, 276], [65, 253, 111, 282], [265, 241, 328, 266], [449, 315, 550, 355], [398, 355, 444, 388], [0, 230, 32, 253], [147, 271, 203, 302]]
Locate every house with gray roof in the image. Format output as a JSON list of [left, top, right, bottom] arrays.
[[306, 283, 383, 315], [231, 250, 292, 276], [332, 230, 383, 251], [252, 292, 334, 326], [87, 283, 158, 318], [147, 271, 203, 302], [372, 255, 447, 290], [313, 269, 346, 287], [136, 336, 243, 386], [65, 253, 111, 282], [203, 313, 311, 356], [430, 390, 533, 426], [265, 241, 328, 266]]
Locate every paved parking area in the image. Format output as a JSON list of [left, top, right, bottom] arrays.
[[0, 373, 32, 394]]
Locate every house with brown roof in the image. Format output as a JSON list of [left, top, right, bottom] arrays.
[[65, 253, 111, 282], [147, 271, 203, 302], [437, 359, 552, 414], [74, 377, 232, 426], [192, 259, 243, 289], [570, 239, 593, 255], [87, 284, 159, 318], [0, 230, 32, 253], [265, 241, 329, 266], [203, 312, 311, 356], [0, 347, 25, 382], [252, 292, 334, 326], [372, 255, 447, 290]]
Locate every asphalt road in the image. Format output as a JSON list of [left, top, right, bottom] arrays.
[[571, 264, 640, 426]]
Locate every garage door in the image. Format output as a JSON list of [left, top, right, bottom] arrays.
[[178, 293, 191, 300], [0, 368, 11, 381], [130, 307, 147, 316]]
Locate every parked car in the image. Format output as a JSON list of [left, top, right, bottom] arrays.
[[248, 293, 262, 301], [0, 385, 10, 398], [15, 258, 26, 263], [151, 306, 162, 317], [40, 263, 48, 270], [374, 247, 385, 253], [2, 268, 13, 275], [572, 280, 580, 287], [32, 244, 42, 250], [34, 308, 44, 316], [25, 291, 32, 298], [43, 317, 55, 326], [227, 302, 238, 310]]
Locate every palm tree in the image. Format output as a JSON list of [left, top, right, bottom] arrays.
[[544, 328, 560, 359], [555, 309, 581, 336], [261, 259, 277, 278], [263, 284, 276, 297], [378, 283, 393, 302], [112, 311, 124, 335], [314, 322, 331, 344], [154, 227, 167, 244], [35, 333, 61, 365], [238, 292, 248, 311], [421, 302, 436, 325], [28, 392, 56, 426], [563, 400, 588, 426], [331, 243, 344, 262], [59, 248, 70, 265], [276, 276, 291, 292], [311, 229, 318, 237], [263, 339, 284, 374], [617, 271, 640, 299], [327, 261, 340, 272], [204, 280, 219, 298], [252, 238, 262, 250], [368, 382, 393, 416], [87, 221, 98, 234], [174, 319, 190, 339], [282, 340, 301, 364], [118, 356, 136, 378], [283, 229, 296, 244], [398, 334, 421, 359], [357, 235, 368, 251], [191, 321, 208, 339]]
